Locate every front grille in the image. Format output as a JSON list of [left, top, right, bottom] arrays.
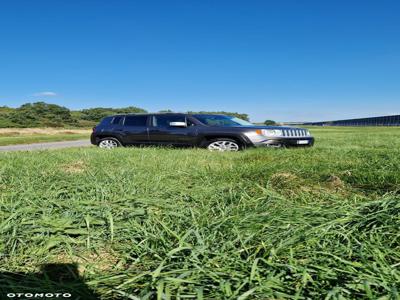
[[283, 129, 309, 137]]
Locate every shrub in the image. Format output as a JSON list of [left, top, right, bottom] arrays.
[[188, 111, 250, 121], [264, 119, 277, 125]]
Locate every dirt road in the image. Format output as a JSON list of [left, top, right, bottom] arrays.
[[0, 140, 92, 152]]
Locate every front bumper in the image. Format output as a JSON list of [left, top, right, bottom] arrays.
[[252, 137, 315, 147]]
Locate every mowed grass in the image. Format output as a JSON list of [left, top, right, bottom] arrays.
[[0, 128, 90, 146], [0, 127, 399, 299]]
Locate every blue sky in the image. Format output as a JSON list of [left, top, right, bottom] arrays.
[[0, 0, 399, 122]]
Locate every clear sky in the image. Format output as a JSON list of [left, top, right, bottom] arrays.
[[0, 0, 399, 122]]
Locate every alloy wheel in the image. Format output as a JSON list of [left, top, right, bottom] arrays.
[[207, 141, 239, 152], [99, 139, 118, 149]]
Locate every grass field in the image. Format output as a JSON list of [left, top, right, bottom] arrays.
[[0, 127, 399, 299], [0, 128, 90, 146]]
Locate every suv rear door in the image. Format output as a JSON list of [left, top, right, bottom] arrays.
[[148, 114, 197, 145], [119, 115, 150, 145]]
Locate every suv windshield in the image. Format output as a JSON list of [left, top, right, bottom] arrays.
[[193, 114, 254, 127]]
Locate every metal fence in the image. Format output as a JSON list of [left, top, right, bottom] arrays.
[[304, 115, 400, 126]]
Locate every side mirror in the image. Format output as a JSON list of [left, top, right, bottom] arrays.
[[169, 121, 187, 127]]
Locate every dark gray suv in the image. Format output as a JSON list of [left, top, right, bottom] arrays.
[[90, 113, 314, 151]]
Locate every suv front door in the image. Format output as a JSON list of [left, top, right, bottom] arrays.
[[149, 114, 197, 145]]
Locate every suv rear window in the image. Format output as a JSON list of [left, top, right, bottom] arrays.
[[124, 115, 148, 126], [99, 117, 113, 125]]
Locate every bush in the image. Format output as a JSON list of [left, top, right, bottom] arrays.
[[187, 111, 250, 121], [0, 103, 148, 128], [9, 102, 77, 127], [0, 103, 251, 128], [80, 106, 147, 122], [0, 106, 16, 127], [264, 119, 277, 125]]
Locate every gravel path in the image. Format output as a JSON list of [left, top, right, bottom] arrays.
[[0, 140, 92, 152]]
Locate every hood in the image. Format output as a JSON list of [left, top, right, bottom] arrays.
[[233, 125, 306, 130]]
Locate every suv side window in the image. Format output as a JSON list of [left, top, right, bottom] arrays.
[[124, 115, 148, 126], [186, 118, 196, 126], [152, 115, 186, 127], [111, 116, 122, 125]]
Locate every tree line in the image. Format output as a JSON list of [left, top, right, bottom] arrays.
[[0, 102, 146, 128], [0, 102, 252, 128]]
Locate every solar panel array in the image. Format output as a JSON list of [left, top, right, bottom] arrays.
[[304, 115, 400, 126]]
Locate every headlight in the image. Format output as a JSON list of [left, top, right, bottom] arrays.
[[257, 129, 283, 137]]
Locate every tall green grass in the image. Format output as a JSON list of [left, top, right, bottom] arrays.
[[0, 127, 399, 299]]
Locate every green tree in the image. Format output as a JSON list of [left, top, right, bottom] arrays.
[[80, 106, 147, 122], [10, 102, 76, 127], [187, 111, 250, 121], [0, 102, 148, 128], [264, 119, 277, 125], [0, 106, 17, 127]]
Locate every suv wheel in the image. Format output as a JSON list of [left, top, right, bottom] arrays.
[[98, 138, 121, 149], [205, 138, 241, 152]]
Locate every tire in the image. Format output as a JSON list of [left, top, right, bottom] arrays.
[[203, 138, 242, 152], [97, 137, 121, 149]]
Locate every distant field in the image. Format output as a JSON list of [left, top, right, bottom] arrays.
[[0, 127, 399, 299], [0, 128, 90, 146]]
